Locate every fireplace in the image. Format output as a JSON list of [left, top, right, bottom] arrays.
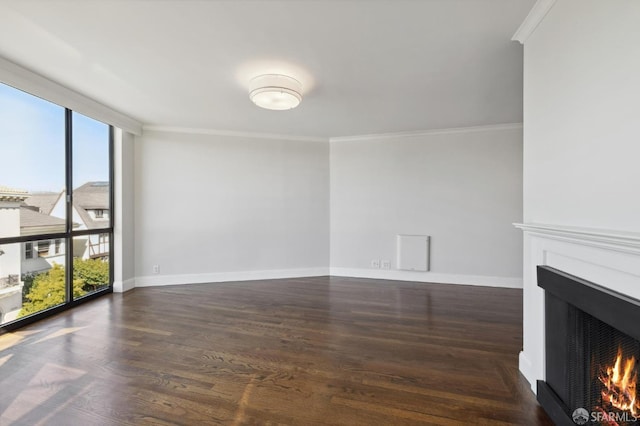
[[537, 265, 640, 425]]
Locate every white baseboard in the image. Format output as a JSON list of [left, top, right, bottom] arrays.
[[113, 278, 135, 293], [519, 351, 537, 394], [329, 267, 523, 288], [132, 267, 522, 289], [135, 267, 330, 288]]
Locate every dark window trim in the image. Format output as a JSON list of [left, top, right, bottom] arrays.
[[65, 108, 73, 303], [0, 288, 110, 334]]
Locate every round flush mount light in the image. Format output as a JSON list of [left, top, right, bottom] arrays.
[[249, 74, 302, 110]]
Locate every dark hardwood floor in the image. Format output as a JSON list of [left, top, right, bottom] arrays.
[[0, 277, 552, 425]]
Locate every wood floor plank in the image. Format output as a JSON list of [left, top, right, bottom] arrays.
[[0, 276, 552, 425]]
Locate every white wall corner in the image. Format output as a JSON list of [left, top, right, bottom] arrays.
[[329, 268, 523, 288], [511, 0, 558, 44], [113, 278, 135, 293]]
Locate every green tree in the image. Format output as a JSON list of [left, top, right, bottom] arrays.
[[19, 264, 86, 318], [20, 272, 37, 298], [73, 258, 109, 292]]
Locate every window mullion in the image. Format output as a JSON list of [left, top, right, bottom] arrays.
[[109, 126, 115, 288], [65, 108, 73, 303]]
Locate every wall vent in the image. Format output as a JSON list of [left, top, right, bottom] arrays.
[[396, 235, 430, 271]]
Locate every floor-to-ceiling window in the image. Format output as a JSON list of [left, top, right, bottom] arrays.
[[0, 82, 113, 330]]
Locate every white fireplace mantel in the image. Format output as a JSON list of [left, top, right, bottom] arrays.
[[514, 223, 640, 253], [515, 222, 640, 393]]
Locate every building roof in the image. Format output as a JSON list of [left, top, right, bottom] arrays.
[[23, 191, 63, 215], [73, 182, 110, 229], [19, 206, 67, 236], [0, 185, 28, 194], [0, 185, 29, 202], [74, 182, 109, 209], [19, 207, 66, 228]]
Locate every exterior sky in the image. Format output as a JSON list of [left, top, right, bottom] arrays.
[[0, 82, 109, 193]]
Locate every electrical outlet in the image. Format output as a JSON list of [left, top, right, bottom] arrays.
[[371, 259, 380, 268], [381, 260, 391, 270], [153, 264, 160, 274]]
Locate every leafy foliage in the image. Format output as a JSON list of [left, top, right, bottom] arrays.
[[18, 258, 109, 317], [20, 272, 37, 298], [19, 264, 86, 317], [73, 258, 109, 292]]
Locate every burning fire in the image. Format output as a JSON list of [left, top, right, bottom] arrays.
[[599, 347, 640, 417]]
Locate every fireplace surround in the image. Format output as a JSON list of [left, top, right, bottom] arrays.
[[514, 223, 640, 426], [537, 265, 640, 425]]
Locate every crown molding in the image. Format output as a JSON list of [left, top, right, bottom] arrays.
[[142, 125, 328, 143], [0, 56, 143, 135], [329, 123, 523, 143], [143, 122, 524, 144], [512, 0, 557, 44]]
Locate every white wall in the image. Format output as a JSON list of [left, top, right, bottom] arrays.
[[113, 130, 136, 292], [121, 132, 136, 282], [523, 0, 640, 231], [519, 0, 640, 391], [134, 130, 330, 286], [0, 201, 23, 321], [0, 202, 21, 276], [330, 125, 523, 286], [0, 201, 20, 240]]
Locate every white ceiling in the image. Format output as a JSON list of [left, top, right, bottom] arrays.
[[0, 0, 534, 138]]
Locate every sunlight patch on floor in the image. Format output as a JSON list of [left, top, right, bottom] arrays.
[[1, 362, 86, 424], [0, 328, 41, 351], [232, 374, 258, 426], [0, 353, 13, 368], [117, 324, 172, 336], [31, 326, 87, 345]]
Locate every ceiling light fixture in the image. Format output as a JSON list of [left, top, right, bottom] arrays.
[[249, 74, 302, 110]]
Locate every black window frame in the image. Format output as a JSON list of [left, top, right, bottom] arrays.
[[0, 96, 114, 333]]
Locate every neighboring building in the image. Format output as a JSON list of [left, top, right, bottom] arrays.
[[22, 190, 69, 275], [0, 185, 28, 323], [1, 186, 70, 322], [20, 205, 67, 275], [22, 191, 62, 217], [0, 182, 109, 323], [49, 182, 110, 260]]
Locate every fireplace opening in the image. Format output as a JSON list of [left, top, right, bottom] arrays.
[[567, 307, 640, 423], [537, 266, 640, 426]]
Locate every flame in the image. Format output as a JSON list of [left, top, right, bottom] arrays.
[[599, 347, 640, 416]]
